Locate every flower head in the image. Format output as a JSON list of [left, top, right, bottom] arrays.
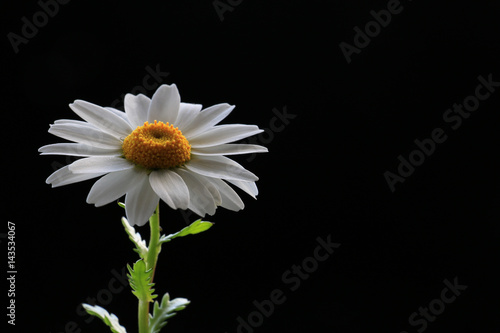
[[40, 84, 267, 226]]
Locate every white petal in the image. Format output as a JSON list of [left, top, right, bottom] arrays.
[[87, 168, 144, 207], [192, 144, 268, 156], [207, 178, 244, 211], [149, 169, 190, 210], [188, 124, 263, 148], [54, 119, 96, 126], [70, 100, 133, 138], [226, 179, 259, 199], [185, 155, 258, 181], [39, 143, 122, 157], [69, 156, 133, 174], [188, 172, 222, 206], [46, 165, 105, 188], [49, 123, 123, 149], [174, 103, 203, 132], [182, 104, 234, 138], [147, 84, 180, 124], [105, 107, 130, 123], [125, 175, 159, 226], [175, 169, 217, 216], [124, 93, 151, 128]]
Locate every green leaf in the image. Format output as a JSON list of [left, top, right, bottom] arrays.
[[82, 304, 127, 333], [149, 293, 190, 333], [127, 259, 157, 302], [121, 217, 148, 260], [159, 219, 213, 244]]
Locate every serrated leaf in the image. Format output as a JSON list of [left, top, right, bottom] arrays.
[[122, 217, 148, 260], [127, 259, 157, 302], [82, 304, 127, 333], [159, 219, 213, 244], [149, 293, 190, 333]]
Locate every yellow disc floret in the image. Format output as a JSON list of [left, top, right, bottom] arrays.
[[122, 121, 191, 169]]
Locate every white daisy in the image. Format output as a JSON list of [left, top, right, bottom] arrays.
[[39, 84, 267, 226]]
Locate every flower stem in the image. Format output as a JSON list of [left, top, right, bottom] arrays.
[[138, 297, 150, 333], [147, 204, 161, 280], [138, 205, 161, 333]]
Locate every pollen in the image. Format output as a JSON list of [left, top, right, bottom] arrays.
[[122, 121, 191, 170]]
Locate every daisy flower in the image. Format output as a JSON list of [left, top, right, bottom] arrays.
[[39, 84, 267, 226]]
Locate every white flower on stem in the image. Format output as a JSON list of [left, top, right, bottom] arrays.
[[40, 84, 267, 226]]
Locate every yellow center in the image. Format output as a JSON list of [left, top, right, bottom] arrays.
[[122, 121, 191, 170]]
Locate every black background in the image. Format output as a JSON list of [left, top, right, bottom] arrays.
[[3, 0, 500, 332]]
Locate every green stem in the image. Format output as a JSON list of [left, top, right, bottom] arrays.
[[138, 205, 161, 333], [138, 297, 150, 333], [147, 204, 161, 280]]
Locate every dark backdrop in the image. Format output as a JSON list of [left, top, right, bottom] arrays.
[[3, 1, 500, 332]]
